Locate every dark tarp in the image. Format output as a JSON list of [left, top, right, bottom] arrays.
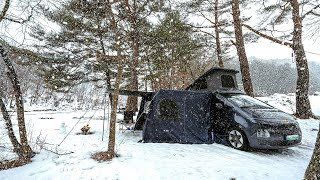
[[142, 90, 212, 144]]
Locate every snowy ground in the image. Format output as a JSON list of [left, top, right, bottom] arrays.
[[0, 94, 319, 180]]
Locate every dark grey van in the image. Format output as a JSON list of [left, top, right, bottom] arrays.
[[211, 91, 301, 150], [185, 67, 302, 150]]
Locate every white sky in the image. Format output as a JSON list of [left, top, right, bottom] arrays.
[[245, 38, 320, 62], [1, 1, 320, 63]]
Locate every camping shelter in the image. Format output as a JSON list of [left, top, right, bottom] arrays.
[[186, 67, 239, 91], [142, 90, 212, 144], [134, 67, 240, 130]]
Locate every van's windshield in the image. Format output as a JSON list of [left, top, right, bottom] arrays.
[[223, 94, 273, 109]]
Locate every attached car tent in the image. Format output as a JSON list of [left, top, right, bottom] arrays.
[[142, 90, 212, 144], [113, 67, 301, 150]]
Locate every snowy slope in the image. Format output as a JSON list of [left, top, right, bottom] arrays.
[[0, 95, 319, 180]]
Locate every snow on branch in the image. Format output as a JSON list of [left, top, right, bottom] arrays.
[[242, 24, 293, 48], [301, 4, 320, 20]]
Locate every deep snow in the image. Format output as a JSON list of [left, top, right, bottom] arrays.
[[0, 94, 319, 180]]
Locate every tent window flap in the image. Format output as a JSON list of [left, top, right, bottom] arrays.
[[158, 99, 179, 120]]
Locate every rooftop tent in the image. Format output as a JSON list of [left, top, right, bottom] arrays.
[[186, 67, 239, 92], [142, 90, 212, 144]]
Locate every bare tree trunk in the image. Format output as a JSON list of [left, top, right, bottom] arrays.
[[294, 0, 317, 173], [106, 0, 124, 159], [231, 0, 254, 97], [107, 53, 123, 157], [0, 97, 22, 153], [304, 123, 320, 179], [290, 0, 313, 119], [124, 0, 138, 113], [125, 39, 138, 112], [0, 44, 33, 159], [98, 32, 113, 104], [214, 0, 224, 68]]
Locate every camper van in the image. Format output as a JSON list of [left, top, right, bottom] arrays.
[[210, 91, 301, 150], [119, 68, 302, 150]]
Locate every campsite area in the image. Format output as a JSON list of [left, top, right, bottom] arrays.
[[0, 94, 319, 180]]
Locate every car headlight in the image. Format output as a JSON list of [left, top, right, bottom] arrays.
[[257, 129, 271, 138]]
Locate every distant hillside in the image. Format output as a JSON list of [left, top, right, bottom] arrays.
[[225, 57, 320, 96]]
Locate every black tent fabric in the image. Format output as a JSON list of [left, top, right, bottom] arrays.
[[142, 90, 212, 144]]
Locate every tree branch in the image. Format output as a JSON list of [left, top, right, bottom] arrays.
[[1, 0, 40, 24], [230, 40, 236, 47], [137, 0, 151, 14], [301, 4, 320, 20], [273, 2, 290, 25], [0, 0, 10, 22], [3, 17, 24, 23], [186, 24, 214, 29], [310, 11, 320, 17], [199, 11, 215, 25], [242, 24, 293, 48], [42, 147, 74, 155], [123, 0, 135, 24]]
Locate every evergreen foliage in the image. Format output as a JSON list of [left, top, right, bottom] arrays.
[[179, 0, 257, 66], [30, 0, 120, 92], [144, 11, 208, 90]]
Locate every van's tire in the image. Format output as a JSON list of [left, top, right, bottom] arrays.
[[227, 127, 249, 151]]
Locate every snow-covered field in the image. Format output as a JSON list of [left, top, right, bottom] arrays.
[[0, 94, 319, 180]]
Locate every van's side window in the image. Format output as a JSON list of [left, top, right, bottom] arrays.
[[221, 75, 236, 88], [158, 99, 179, 120]]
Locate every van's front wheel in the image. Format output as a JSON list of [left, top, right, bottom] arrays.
[[228, 128, 249, 151]]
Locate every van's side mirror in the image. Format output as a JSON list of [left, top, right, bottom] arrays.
[[215, 103, 224, 109]]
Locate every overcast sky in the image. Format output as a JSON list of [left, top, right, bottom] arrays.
[[1, 1, 319, 63], [245, 38, 320, 62]]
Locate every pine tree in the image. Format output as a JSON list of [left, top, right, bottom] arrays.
[[91, 1, 125, 160], [180, 0, 256, 95], [242, 0, 318, 118], [180, 0, 234, 67], [118, 0, 155, 113], [30, 0, 129, 160], [144, 11, 205, 90], [30, 0, 119, 94]]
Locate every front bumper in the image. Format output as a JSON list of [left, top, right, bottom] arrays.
[[249, 135, 302, 149], [247, 123, 302, 149]]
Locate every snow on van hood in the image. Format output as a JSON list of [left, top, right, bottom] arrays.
[[244, 108, 297, 124]]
